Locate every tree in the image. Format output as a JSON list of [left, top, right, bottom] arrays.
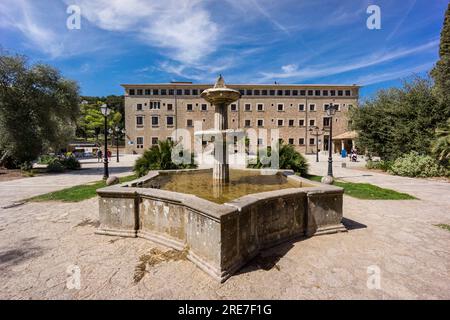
[[431, 3, 450, 103], [431, 118, 450, 167], [0, 52, 79, 166], [350, 77, 449, 160]]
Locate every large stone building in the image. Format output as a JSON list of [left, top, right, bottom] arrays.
[[122, 82, 360, 154]]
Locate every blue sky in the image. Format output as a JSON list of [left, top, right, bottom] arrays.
[[0, 0, 447, 99]]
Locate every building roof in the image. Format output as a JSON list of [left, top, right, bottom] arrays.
[[332, 131, 358, 140], [121, 83, 361, 88]]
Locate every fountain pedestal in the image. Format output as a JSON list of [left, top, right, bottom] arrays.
[[201, 76, 241, 184]]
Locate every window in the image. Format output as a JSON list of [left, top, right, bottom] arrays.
[[136, 116, 144, 127], [257, 103, 264, 111], [257, 119, 264, 127], [308, 90, 314, 96], [136, 104, 143, 111], [167, 104, 173, 111], [309, 138, 315, 145], [152, 137, 158, 145], [246, 89, 253, 96], [186, 119, 193, 127], [284, 90, 291, 96], [187, 104, 193, 111], [176, 89, 183, 95], [254, 89, 260, 96], [192, 89, 199, 95], [201, 104, 207, 111], [330, 90, 336, 96], [315, 90, 321, 96], [136, 137, 144, 148], [269, 90, 276, 96], [151, 116, 159, 127], [167, 116, 174, 126], [230, 104, 237, 111], [261, 89, 268, 96], [244, 119, 251, 127], [152, 89, 159, 95], [292, 90, 298, 96], [257, 138, 264, 145], [323, 90, 329, 96], [323, 117, 331, 127], [137, 89, 143, 95], [277, 90, 283, 96], [161, 89, 167, 95], [309, 119, 315, 126], [169, 89, 174, 95], [183, 89, 190, 95], [299, 119, 305, 126], [239, 89, 245, 95], [145, 89, 151, 95], [298, 104, 305, 111], [288, 119, 295, 127], [288, 138, 294, 145], [338, 90, 343, 96], [299, 138, 305, 145], [149, 101, 160, 109], [345, 90, 351, 96], [244, 103, 252, 112], [309, 104, 316, 111], [277, 119, 284, 127], [277, 104, 284, 111], [129, 89, 135, 96], [300, 90, 306, 96]]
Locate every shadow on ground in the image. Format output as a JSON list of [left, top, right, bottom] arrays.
[[0, 237, 45, 273]]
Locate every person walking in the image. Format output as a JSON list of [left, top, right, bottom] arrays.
[[97, 150, 103, 163]]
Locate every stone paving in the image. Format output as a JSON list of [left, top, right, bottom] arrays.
[[0, 154, 449, 299]]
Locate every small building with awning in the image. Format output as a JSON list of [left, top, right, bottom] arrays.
[[332, 130, 358, 153]]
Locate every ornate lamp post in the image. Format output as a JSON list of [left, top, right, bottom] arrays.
[[308, 125, 323, 163], [322, 102, 338, 184], [100, 104, 111, 180]]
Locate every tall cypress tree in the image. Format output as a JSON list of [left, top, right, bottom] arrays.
[[431, 3, 450, 103]]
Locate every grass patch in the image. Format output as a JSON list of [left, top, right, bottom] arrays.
[[134, 248, 187, 283], [306, 175, 416, 200], [29, 174, 137, 202], [435, 224, 450, 232]]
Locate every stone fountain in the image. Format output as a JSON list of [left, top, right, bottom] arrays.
[[95, 75, 346, 282], [200, 75, 241, 183]]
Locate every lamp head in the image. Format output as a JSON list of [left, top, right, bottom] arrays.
[[100, 104, 110, 116], [326, 103, 337, 116]]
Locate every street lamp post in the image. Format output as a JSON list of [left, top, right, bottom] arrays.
[[322, 102, 338, 184], [112, 127, 126, 163], [100, 104, 111, 180], [308, 125, 322, 162]]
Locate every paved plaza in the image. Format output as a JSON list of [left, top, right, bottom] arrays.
[[0, 155, 449, 299]]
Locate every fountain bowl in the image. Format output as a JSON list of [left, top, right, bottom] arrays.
[[96, 169, 346, 282]]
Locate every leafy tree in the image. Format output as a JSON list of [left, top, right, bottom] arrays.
[[350, 78, 449, 160], [134, 140, 197, 177], [431, 118, 450, 167], [431, 3, 450, 103], [0, 52, 79, 166]]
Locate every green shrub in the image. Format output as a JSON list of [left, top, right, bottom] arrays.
[[20, 161, 33, 171], [134, 140, 197, 177], [38, 155, 56, 165], [366, 160, 393, 171], [248, 141, 309, 177], [47, 159, 65, 173], [62, 156, 81, 170], [388, 152, 447, 177]]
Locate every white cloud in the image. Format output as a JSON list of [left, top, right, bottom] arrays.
[[354, 62, 433, 85], [260, 39, 439, 82], [68, 0, 218, 64]]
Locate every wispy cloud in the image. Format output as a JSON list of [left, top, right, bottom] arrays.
[[260, 39, 439, 82], [354, 62, 434, 85]]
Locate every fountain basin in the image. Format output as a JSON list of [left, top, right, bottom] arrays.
[[96, 169, 346, 282]]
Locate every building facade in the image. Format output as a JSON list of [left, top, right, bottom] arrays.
[[122, 82, 360, 155]]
